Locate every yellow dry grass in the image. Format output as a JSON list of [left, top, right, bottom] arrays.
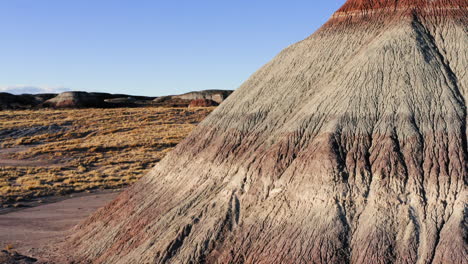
[[0, 107, 213, 206]]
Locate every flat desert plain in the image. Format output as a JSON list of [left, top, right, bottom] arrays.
[[0, 106, 213, 259]]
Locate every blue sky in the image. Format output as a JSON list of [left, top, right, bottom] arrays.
[[0, 1, 345, 96]]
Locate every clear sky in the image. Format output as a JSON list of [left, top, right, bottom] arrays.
[[0, 1, 346, 96]]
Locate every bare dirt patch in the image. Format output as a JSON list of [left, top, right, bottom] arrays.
[[0, 147, 65, 167], [0, 190, 119, 263]]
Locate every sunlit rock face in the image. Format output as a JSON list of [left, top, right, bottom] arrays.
[[69, 0, 467, 263], [174, 90, 233, 104]]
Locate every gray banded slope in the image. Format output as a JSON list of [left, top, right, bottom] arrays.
[[70, 1, 467, 263]]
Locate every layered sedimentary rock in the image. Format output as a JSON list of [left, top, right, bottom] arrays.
[[70, 0, 467, 263], [188, 99, 219, 108], [174, 90, 233, 104], [42, 92, 156, 108], [43, 92, 106, 108], [153, 90, 232, 108]]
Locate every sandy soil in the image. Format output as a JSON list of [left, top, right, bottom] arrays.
[[0, 191, 119, 263]]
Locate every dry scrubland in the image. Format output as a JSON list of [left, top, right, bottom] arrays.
[[0, 107, 213, 207]]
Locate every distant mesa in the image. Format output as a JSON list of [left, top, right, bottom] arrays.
[[0, 89, 233, 110], [173, 89, 233, 104], [42, 91, 158, 109], [153, 90, 234, 107], [33, 93, 57, 103], [0, 92, 55, 110], [42, 91, 106, 108], [152, 95, 173, 103]]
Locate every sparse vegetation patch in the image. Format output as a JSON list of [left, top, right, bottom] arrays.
[[0, 107, 213, 206]]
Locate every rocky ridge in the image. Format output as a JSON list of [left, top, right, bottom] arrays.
[[0, 90, 233, 110], [173, 90, 233, 104], [188, 99, 219, 108]]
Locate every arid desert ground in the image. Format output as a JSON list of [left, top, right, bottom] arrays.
[[0, 107, 213, 208], [0, 106, 213, 262], [1, 0, 466, 263]]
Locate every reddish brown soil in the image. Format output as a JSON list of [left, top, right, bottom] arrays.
[[188, 99, 219, 108]]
